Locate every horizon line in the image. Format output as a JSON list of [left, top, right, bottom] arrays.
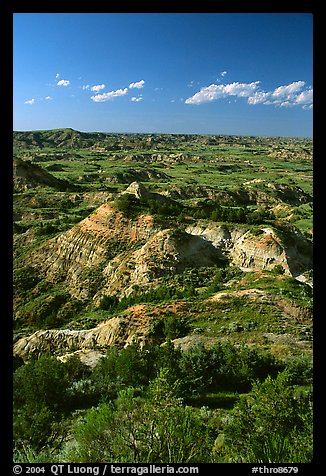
[[13, 127, 313, 140]]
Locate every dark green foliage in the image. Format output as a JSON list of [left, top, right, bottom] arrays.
[[14, 355, 68, 414], [13, 341, 312, 463], [191, 201, 276, 225], [63, 354, 92, 382], [14, 277, 84, 330], [13, 355, 24, 372], [98, 294, 119, 311], [99, 283, 198, 313], [13, 266, 41, 296], [86, 340, 282, 404], [114, 190, 276, 225], [219, 370, 313, 462], [13, 355, 70, 451], [279, 277, 313, 304], [271, 264, 285, 275], [113, 193, 140, 217], [282, 354, 313, 386], [13, 222, 31, 234], [149, 314, 191, 340], [90, 344, 159, 402], [62, 370, 216, 463], [179, 342, 280, 397], [207, 266, 244, 292], [13, 354, 98, 454], [113, 192, 184, 219], [60, 365, 313, 463], [56, 298, 84, 323], [144, 197, 184, 217], [25, 292, 71, 328]]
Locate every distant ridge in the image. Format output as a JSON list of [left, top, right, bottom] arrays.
[[13, 128, 109, 150], [13, 129, 312, 152]]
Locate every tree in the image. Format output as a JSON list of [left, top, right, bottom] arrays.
[[13, 355, 70, 451]]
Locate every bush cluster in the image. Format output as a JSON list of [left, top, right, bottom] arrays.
[[99, 283, 198, 313], [13, 342, 312, 463], [114, 193, 184, 219], [190, 201, 276, 224], [114, 192, 276, 225]]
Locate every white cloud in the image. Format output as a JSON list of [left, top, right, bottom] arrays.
[[45, 96, 52, 100], [224, 81, 260, 97], [55, 73, 60, 79], [24, 98, 35, 105], [129, 80, 145, 89], [83, 84, 106, 92], [185, 81, 260, 105], [90, 84, 106, 92], [216, 71, 227, 81], [91, 87, 128, 102], [249, 82, 312, 109], [186, 79, 313, 110], [131, 96, 143, 102], [295, 88, 313, 106], [57, 79, 70, 87], [279, 101, 292, 108], [247, 91, 271, 105], [271, 81, 305, 99], [185, 84, 219, 104]]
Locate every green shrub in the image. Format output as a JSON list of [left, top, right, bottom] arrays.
[[61, 370, 216, 463], [113, 193, 140, 217], [219, 370, 313, 462], [283, 354, 313, 386], [14, 445, 59, 463], [149, 315, 190, 340], [178, 341, 280, 397], [13, 355, 71, 451], [13, 266, 41, 295], [90, 344, 159, 402]]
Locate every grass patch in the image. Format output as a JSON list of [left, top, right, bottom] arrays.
[[188, 391, 241, 409]]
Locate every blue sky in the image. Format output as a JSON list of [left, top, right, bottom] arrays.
[[13, 13, 313, 137]]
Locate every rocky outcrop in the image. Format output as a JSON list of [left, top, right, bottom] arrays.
[[185, 222, 312, 276], [29, 203, 160, 299], [93, 228, 226, 302], [13, 306, 153, 361], [122, 181, 150, 199], [122, 181, 175, 205]]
